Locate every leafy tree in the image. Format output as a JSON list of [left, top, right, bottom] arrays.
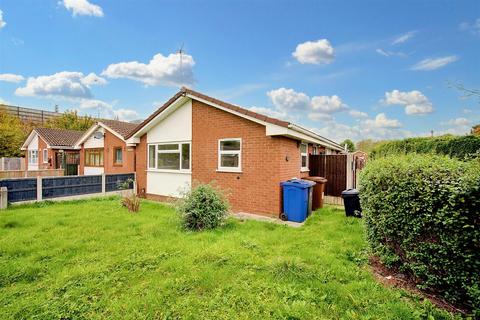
[[472, 124, 480, 136], [0, 107, 29, 157], [356, 139, 385, 153], [45, 110, 95, 131], [340, 139, 355, 152]]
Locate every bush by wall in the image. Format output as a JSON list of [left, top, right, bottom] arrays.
[[177, 183, 230, 231], [370, 135, 480, 160], [359, 155, 480, 314]]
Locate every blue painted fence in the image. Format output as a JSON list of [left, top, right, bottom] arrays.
[[0, 173, 135, 203], [0, 178, 37, 202]]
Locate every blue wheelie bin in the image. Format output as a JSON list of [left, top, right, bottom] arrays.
[[281, 179, 316, 222]]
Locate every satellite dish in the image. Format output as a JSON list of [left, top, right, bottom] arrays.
[[93, 132, 103, 139]]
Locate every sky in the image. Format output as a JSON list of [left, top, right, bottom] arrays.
[[0, 0, 479, 143]]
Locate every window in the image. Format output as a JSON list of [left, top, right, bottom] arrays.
[[28, 150, 38, 165], [300, 143, 308, 170], [218, 139, 241, 172], [85, 148, 104, 167], [147, 142, 190, 171], [43, 149, 48, 163], [312, 146, 318, 155], [114, 147, 123, 164]]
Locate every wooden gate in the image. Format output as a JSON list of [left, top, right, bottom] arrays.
[[309, 154, 347, 197], [55, 152, 80, 176]]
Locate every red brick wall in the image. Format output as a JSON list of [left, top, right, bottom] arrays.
[[37, 137, 54, 170], [78, 130, 135, 175], [135, 134, 147, 196], [191, 99, 304, 217]]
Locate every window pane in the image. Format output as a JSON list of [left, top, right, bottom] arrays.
[[220, 140, 240, 151], [158, 144, 179, 151], [148, 145, 155, 168], [115, 148, 122, 163], [300, 143, 307, 153], [302, 155, 307, 167], [157, 152, 180, 170], [221, 154, 239, 168], [181, 143, 190, 170]]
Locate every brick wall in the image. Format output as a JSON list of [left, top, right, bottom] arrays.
[[103, 130, 135, 174], [37, 136, 54, 170], [191, 99, 304, 217]]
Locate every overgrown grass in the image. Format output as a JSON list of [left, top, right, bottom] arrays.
[[0, 198, 456, 319]]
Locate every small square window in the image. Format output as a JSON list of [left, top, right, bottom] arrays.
[[218, 139, 241, 171], [114, 147, 123, 164]]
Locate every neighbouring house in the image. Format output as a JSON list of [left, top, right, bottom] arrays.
[[125, 87, 344, 217], [75, 120, 138, 175], [21, 128, 84, 174]]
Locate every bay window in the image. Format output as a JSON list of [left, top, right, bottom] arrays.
[[218, 138, 241, 172], [85, 148, 104, 167], [148, 142, 191, 171], [28, 150, 38, 165]]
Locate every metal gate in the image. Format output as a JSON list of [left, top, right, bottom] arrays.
[[55, 152, 80, 176]]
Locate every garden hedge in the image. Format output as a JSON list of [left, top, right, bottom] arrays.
[[359, 155, 480, 314], [369, 135, 480, 160]]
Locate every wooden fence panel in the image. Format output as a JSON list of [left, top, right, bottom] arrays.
[[0, 178, 37, 202], [105, 173, 135, 192], [309, 154, 347, 197]]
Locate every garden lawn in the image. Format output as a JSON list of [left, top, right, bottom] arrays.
[[0, 197, 454, 319]]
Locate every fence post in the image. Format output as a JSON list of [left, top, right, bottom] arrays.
[[133, 172, 137, 195], [346, 153, 354, 189], [101, 174, 106, 195], [0, 187, 7, 210], [37, 176, 43, 201]]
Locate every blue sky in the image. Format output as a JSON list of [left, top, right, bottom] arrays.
[[0, 0, 479, 142]]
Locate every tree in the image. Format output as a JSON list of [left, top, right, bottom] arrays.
[[356, 139, 384, 153], [472, 124, 480, 136], [0, 107, 29, 157], [45, 110, 95, 131], [340, 139, 355, 152]]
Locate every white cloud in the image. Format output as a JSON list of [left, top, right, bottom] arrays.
[[349, 109, 368, 118], [375, 48, 406, 57], [311, 95, 347, 113], [365, 113, 402, 128], [0, 9, 6, 29], [459, 18, 480, 35], [441, 117, 471, 126], [102, 52, 195, 87], [61, 0, 104, 17], [392, 31, 416, 45], [292, 39, 334, 65], [247, 106, 290, 121], [78, 99, 138, 121], [411, 56, 458, 71], [384, 90, 434, 115], [15, 71, 106, 99], [0, 73, 24, 83], [267, 88, 310, 113]]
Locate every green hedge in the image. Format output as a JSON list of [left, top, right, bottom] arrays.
[[359, 155, 480, 315], [370, 135, 480, 160]]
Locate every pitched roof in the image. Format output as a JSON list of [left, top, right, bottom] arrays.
[[35, 128, 85, 147], [126, 87, 343, 150], [99, 119, 137, 139], [126, 87, 291, 139]]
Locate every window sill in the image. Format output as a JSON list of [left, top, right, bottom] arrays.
[[216, 169, 243, 173], [147, 169, 192, 174], [113, 163, 123, 167], [300, 168, 310, 172]]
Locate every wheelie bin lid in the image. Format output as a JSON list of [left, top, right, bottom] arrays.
[[281, 179, 316, 188], [341, 188, 360, 197], [303, 176, 327, 183]]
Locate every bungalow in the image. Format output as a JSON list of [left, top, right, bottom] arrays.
[[126, 88, 344, 217], [75, 120, 138, 175], [21, 128, 84, 174]]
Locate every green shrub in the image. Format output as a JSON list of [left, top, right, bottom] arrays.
[[177, 183, 230, 231], [359, 155, 480, 315], [370, 135, 480, 160]]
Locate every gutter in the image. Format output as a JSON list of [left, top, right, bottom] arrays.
[[288, 124, 344, 151]]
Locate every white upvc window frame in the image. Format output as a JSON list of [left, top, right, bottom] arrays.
[[28, 150, 38, 165], [43, 149, 48, 163], [217, 138, 242, 173], [147, 141, 191, 173], [300, 142, 309, 172]]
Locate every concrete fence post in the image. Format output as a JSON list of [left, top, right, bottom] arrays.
[[133, 172, 137, 195], [37, 176, 43, 201], [0, 187, 7, 210], [101, 174, 106, 195]]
